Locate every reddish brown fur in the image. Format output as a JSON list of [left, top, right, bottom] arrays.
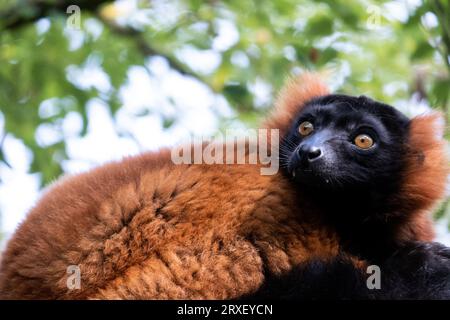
[[0, 73, 447, 299], [264, 73, 330, 137], [396, 114, 449, 241]]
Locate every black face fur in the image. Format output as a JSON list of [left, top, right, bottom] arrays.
[[281, 94, 410, 195], [280, 94, 413, 259]]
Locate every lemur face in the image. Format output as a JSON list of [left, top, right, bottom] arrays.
[[280, 94, 411, 191]]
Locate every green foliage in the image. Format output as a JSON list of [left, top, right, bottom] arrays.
[[0, 0, 449, 223]]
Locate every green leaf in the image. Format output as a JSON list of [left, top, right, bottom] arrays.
[[411, 40, 434, 60], [304, 14, 334, 37], [430, 78, 450, 107]]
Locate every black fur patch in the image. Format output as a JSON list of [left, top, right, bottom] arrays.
[[241, 242, 450, 300]]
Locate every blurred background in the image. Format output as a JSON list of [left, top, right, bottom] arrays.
[[0, 0, 449, 248]]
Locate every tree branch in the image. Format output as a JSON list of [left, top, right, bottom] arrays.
[[430, 0, 450, 70], [0, 132, 11, 168], [0, 0, 217, 93], [99, 16, 218, 92], [0, 0, 109, 31], [430, 0, 450, 124]]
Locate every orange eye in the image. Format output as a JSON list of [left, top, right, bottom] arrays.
[[354, 134, 374, 149], [298, 121, 314, 136]]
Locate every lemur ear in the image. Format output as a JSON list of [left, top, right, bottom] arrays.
[[263, 72, 329, 136], [413, 111, 446, 140], [408, 112, 447, 160], [397, 111, 449, 242]]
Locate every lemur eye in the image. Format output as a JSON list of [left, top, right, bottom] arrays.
[[298, 121, 314, 136], [354, 134, 374, 149]]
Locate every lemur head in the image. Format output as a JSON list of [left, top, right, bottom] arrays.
[[265, 73, 448, 239], [281, 94, 410, 192]]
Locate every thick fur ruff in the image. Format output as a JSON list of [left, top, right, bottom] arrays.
[[0, 73, 447, 299]]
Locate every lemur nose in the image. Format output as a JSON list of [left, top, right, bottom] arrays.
[[306, 147, 322, 161], [297, 146, 323, 162]]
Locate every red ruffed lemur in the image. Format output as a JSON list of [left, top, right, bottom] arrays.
[[0, 73, 449, 299]]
